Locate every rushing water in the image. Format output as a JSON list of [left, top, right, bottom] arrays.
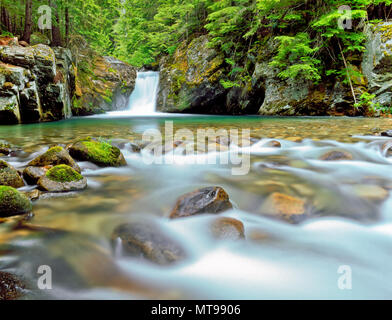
[[2, 72, 392, 299], [1, 115, 392, 299]]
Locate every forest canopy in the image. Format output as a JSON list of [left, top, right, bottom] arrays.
[[2, 0, 392, 103]]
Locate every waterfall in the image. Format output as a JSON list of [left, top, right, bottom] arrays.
[[105, 71, 160, 117], [127, 71, 160, 115]]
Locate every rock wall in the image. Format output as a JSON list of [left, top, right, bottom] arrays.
[[69, 36, 137, 116], [157, 35, 227, 114], [0, 36, 137, 124], [362, 22, 392, 108], [157, 35, 354, 116]]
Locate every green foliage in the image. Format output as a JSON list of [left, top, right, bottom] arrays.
[[354, 92, 392, 114], [270, 33, 321, 82]]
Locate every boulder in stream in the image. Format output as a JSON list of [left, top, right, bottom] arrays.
[[170, 186, 233, 219], [319, 150, 353, 161], [27, 146, 81, 172], [210, 217, 245, 240], [112, 221, 186, 265], [23, 166, 50, 185], [37, 164, 87, 192], [0, 160, 24, 188], [68, 137, 126, 167], [0, 186, 32, 217]]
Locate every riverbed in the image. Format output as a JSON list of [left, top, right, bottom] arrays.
[[1, 115, 392, 299]]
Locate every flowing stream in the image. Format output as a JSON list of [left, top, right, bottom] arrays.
[[1, 73, 392, 299]]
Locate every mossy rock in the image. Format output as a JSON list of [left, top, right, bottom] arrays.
[[46, 164, 83, 182], [28, 146, 81, 173], [0, 139, 11, 155], [68, 137, 127, 167], [37, 165, 87, 192], [0, 160, 24, 188], [0, 186, 32, 217]]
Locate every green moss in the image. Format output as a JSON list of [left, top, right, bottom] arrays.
[[46, 165, 83, 183], [81, 138, 121, 166], [0, 186, 32, 217], [47, 146, 63, 154]]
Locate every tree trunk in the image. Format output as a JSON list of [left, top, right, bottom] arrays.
[[21, 0, 33, 43], [50, 0, 62, 46]]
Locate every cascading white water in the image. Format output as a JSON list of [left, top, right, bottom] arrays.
[[127, 71, 160, 114], [107, 71, 160, 116]]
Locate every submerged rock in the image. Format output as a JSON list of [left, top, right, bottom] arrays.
[[260, 192, 306, 224], [0, 186, 32, 217], [319, 150, 353, 161], [69, 137, 126, 167], [210, 217, 245, 240], [37, 165, 87, 192], [27, 146, 81, 172], [352, 184, 389, 202], [0, 272, 25, 300], [0, 160, 24, 188], [170, 186, 233, 219], [112, 221, 186, 265]]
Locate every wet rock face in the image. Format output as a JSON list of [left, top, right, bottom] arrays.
[[157, 35, 353, 116], [0, 160, 24, 188], [28, 146, 81, 173], [112, 221, 186, 265], [170, 186, 233, 219], [0, 186, 32, 217], [68, 36, 137, 116], [69, 137, 127, 167], [157, 35, 228, 114], [0, 272, 25, 300], [37, 165, 87, 192], [255, 38, 354, 116], [0, 36, 135, 123], [362, 22, 392, 109]]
